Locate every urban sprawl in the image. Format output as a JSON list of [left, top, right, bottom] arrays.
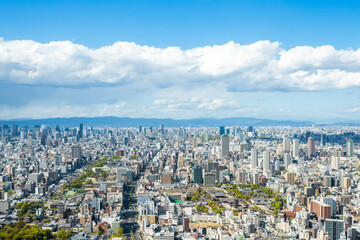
[[0, 124, 358, 240]]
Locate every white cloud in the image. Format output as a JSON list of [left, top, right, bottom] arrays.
[[342, 107, 360, 113], [2, 38, 360, 91]]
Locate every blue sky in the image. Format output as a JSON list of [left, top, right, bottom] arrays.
[[1, 0, 360, 121]]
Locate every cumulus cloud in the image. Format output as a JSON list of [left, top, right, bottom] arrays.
[[1, 38, 360, 91]]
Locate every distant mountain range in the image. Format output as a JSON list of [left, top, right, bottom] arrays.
[[0, 116, 358, 127]]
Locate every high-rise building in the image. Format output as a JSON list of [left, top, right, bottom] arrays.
[[78, 123, 83, 139], [192, 137, 198, 149], [192, 165, 203, 184], [183, 215, 190, 232], [250, 148, 258, 169], [71, 144, 82, 159], [331, 156, 340, 170], [219, 126, 225, 135], [221, 134, 230, 158], [293, 138, 299, 158], [284, 153, 291, 169], [160, 124, 164, 134], [308, 137, 315, 157], [310, 200, 331, 219], [322, 196, 336, 216], [236, 170, 247, 184], [204, 172, 216, 186], [27, 133, 33, 147], [285, 172, 295, 184], [325, 219, 344, 240], [346, 139, 353, 157], [263, 150, 270, 171], [161, 172, 173, 184], [283, 137, 290, 153], [321, 134, 326, 146]]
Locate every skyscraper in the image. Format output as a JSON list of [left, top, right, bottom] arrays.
[[192, 165, 203, 184], [219, 126, 225, 135], [250, 148, 258, 169], [78, 123, 83, 139], [27, 133, 33, 147], [263, 150, 270, 171], [321, 133, 326, 146], [325, 219, 344, 240], [346, 139, 353, 157], [293, 138, 299, 158], [221, 134, 230, 158], [283, 137, 290, 153], [308, 137, 315, 157], [71, 144, 82, 159], [284, 153, 291, 169]]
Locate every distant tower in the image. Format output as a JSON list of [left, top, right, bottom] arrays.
[[346, 139, 353, 157], [263, 150, 270, 171], [219, 126, 225, 135], [321, 134, 326, 146], [27, 133, 33, 147], [250, 148, 258, 169], [160, 124, 164, 134], [192, 137, 198, 149], [78, 123, 83, 139], [283, 137, 290, 153], [284, 153, 291, 169], [308, 137, 315, 157], [221, 135, 230, 158], [293, 138, 299, 158]]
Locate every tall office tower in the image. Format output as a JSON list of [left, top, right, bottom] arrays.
[[221, 134, 230, 158], [71, 144, 82, 159], [160, 124, 164, 134], [10, 125, 18, 137], [331, 156, 340, 170], [284, 153, 291, 168], [204, 172, 216, 186], [321, 134, 326, 146], [20, 131, 25, 141], [305, 131, 312, 141], [308, 137, 315, 157], [250, 147, 258, 169], [40, 134, 47, 146], [192, 165, 203, 184], [78, 123, 83, 139], [192, 137, 198, 149], [293, 139, 299, 158], [139, 126, 142, 133], [247, 126, 253, 132], [263, 150, 270, 171], [346, 139, 353, 157], [219, 126, 225, 135], [283, 137, 290, 153], [27, 133, 33, 147], [325, 219, 344, 240]]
